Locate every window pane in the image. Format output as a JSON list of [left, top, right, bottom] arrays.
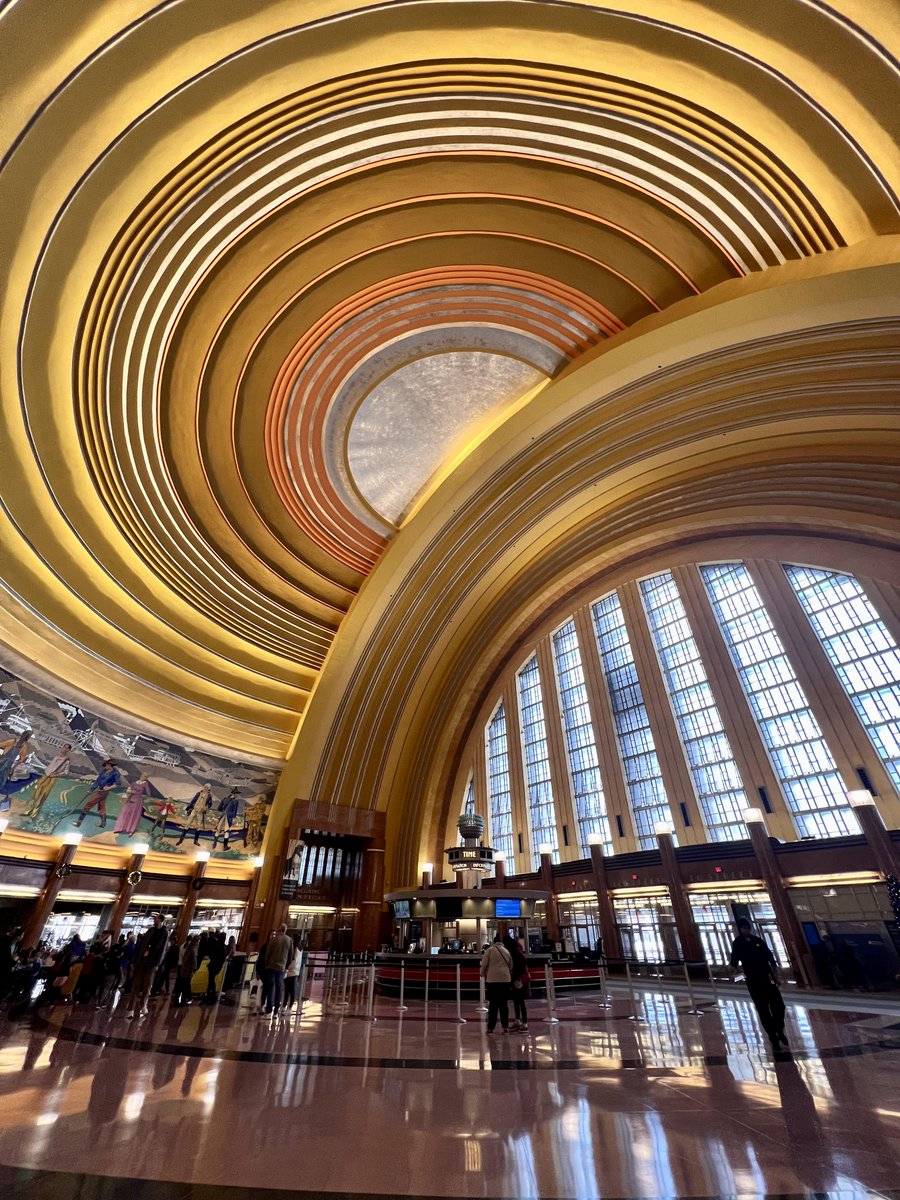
[[517, 657, 558, 869], [591, 592, 670, 850], [552, 619, 613, 855], [701, 562, 856, 838], [784, 565, 900, 793], [485, 703, 515, 874]]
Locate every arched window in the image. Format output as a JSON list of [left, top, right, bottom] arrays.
[[701, 562, 855, 838], [784, 565, 900, 793], [485, 703, 515, 872], [517, 655, 558, 869]]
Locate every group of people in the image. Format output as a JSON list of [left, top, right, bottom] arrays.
[[480, 933, 531, 1033], [0, 918, 236, 1017], [252, 924, 304, 1017]]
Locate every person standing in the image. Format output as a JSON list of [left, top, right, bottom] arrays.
[[202, 931, 227, 1005], [26, 744, 72, 816], [480, 934, 513, 1034], [172, 934, 199, 1007], [127, 914, 169, 1018], [729, 917, 788, 1050], [262, 924, 293, 1016], [507, 936, 531, 1031], [74, 760, 123, 830], [283, 934, 303, 1010]]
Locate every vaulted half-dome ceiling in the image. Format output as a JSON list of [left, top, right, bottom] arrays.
[[1, 1, 898, 765]]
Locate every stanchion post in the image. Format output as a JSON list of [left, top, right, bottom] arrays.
[[454, 962, 466, 1024], [706, 959, 720, 1006], [397, 961, 408, 1012], [424, 958, 430, 1010], [475, 973, 488, 1014], [597, 962, 611, 1008], [683, 961, 704, 1015], [543, 963, 560, 1024], [366, 963, 376, 1022], [625, 960, 643, 1022], [297, 953, 308, 1016]]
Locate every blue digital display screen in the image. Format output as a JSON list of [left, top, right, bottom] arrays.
[[495, 898, 521, 918], [393, 900, 410, 919]]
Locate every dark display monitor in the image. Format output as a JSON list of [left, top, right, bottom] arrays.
[[393, 899, 410, 919], [495, 897, 522, 918]]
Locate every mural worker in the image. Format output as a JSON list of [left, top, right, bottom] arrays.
[[212, 787, 242, 851], [74, 759, 124, 830], [114, 773, 152, 837], [25, 743, 73, 816], [177, 783, 213, 847], [0, 730, 33, 800]]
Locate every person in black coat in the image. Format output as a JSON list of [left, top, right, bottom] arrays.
[[202, 931, 227, 1005], [730, 918, 787, 1050]]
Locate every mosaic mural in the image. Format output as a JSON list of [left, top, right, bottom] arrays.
[[0, 666, 278, 859]]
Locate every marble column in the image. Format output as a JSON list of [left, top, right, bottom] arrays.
[[353, 844, 386, 952], [494, 855, 507, 888], [237, 856, 265, 951], [107, 843, 149, 937], [588, 836, 621, 959], [539, 848, 561, 945], [744, 811, 815, 987], [655, 826, 705, 963], [22, 835, 81, 949], [848, 791, 900, 877], [174, 852, 209, 944]]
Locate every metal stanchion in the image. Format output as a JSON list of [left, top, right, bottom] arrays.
[[365, 963, 376, 1022], [706, 960, 721, 1007], [454, 963, 466, 1024], [597, 962, 612, 1008], [543, 963, 560, 1024], [424, 959, 430, 1011], [297, 954, 308, 1017], [397, 961, 408, 1012], [625, 961, 644, 1022], [475, 973, 488, 1014], [683, 961, 704, 1015]]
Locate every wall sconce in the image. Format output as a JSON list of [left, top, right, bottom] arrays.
[[494, 851, 506, 862], [195, 850, 210, 862], [61, 831, 83, 846], [586, 832, 604, 846], [653, 821, 675, 836], [741, 808, 766, 824], [132, 842, 150, 855], [252, 855, 264, 869], [538, 844, 554, 856]]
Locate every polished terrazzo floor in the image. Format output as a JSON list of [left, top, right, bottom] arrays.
[[1, 981, 898, 1200]]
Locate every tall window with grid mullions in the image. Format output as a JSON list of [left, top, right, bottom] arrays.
[[700, 562, 856, 838], [639, 571, 748, 841], [551, 618, 613, 855], [517, 656, 559, 869], [590, 591, 671, 850], [485, 703, 515, 873], [784, 565, 900, 793]]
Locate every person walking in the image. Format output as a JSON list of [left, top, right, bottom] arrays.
[[127, 914, 169, 1018], [262, 924, 293, 1016], [480, 934, 513, 1034], [507, 936, 531, 1031], [172, 934, 199, 1007], [729, 917, 788, 1050]]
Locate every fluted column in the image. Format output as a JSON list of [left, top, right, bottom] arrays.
[[494, 854, 507, 888], [107, 843, 149, 937], [588, 836, 621, 958], [22, 834, 81, 949], [174, 852, 209, 944], [655, 826, 705, 963]]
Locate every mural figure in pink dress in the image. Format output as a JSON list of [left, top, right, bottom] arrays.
[[114, 773, 151, 836]]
